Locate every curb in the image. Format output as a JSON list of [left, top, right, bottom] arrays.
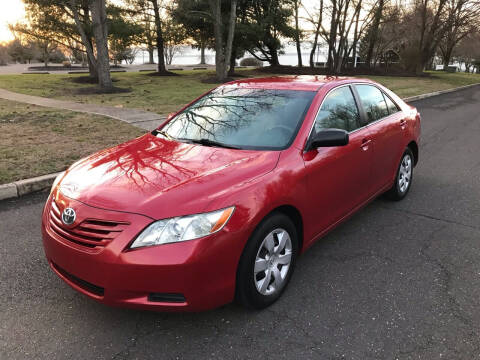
[[1, 81, 480, 202], [0, 172, 61, 201], [403, 82, 480, 103]]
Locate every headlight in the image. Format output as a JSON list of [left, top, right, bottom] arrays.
[[50, 172, 65, 194], [130, 207, 235, 249]]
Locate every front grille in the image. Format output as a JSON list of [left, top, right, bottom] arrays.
[[49, 200, 129, 249], [52, 262, 104, 296]]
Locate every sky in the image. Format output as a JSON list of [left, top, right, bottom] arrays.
[[0, 0, 25, 42]]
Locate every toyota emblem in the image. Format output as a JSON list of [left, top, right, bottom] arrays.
[[61, 207, 76, 225]]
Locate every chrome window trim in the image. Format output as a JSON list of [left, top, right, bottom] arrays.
[[381, 90, 402, 114], [304, 82, 404, 150]]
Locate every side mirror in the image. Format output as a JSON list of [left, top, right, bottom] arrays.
[[167, 112, 176, 120], [306, 129, 349, 151]]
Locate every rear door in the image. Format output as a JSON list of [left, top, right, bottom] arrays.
[[354, 84, 406, 193], [303, 85, 374, 236]]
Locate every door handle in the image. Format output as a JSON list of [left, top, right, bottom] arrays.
[[400, 119, 407, 129], [361, 138, 371, 151]]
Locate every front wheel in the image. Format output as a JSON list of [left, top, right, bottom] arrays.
[[386, 148, 414, 201], [236, 213, 298, 309]]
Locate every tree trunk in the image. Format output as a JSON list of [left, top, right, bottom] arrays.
[[148, 47, 155, 64], [200, 43, 206, 64], [442, 46, 454, 66], [294, 0, 302, 67], [416, 0, 449, 75], [309, 0, 323, 69], [151, 0, 166, 73], [269, 47, 280, 67], [69, 0, 98, 78], [91, 0, 112, 90], [326, 0, 337, 73], [210, 0, 225, 80], [224, 0, 237, 74], [209, 0, 237, 81], [366, 0, 384, 68], [228, 48, 236, 76], [352, 5, 360, 69], [87, 55, 97, 79], [43, 46, 48, 68]]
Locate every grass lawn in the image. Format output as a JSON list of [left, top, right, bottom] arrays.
[[0, 99, 144, 184], [366, 71, 480, 98], [0, 70, 479, 115]]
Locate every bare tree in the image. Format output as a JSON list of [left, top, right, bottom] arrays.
[[292, 0, 303, 67], [163, 19, 187, 65], [439, 0, 480, 66], [365, 0, 385, 67], [322, 0, 365, 73], [304, 0, 324, 68], [453, 32, 480, 72], [415, 0, 451, 74]]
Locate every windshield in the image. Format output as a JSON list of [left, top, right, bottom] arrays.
[[160, 86, 316, 150]]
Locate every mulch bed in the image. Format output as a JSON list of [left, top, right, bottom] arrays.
[[145, 71, 180, 77], [73, 86, 131, 95], [70, 76, 120, 84], [28, 66, 88, 71]]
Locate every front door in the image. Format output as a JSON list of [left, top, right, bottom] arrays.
[[303, 85, 373, 238]]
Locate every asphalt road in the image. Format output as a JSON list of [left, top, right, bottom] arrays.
[[1, 85, 480, 360]]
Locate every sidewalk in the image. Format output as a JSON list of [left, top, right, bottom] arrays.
[[0, 88, 165, 130]]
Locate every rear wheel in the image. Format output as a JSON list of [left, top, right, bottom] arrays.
[[386, 148, 414, 201], [236, 213, 298, 309]]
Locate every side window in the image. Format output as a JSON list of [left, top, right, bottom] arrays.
[[313, 86, 361, 133], [355, 85, 389, 122], [383, 93, 400, 114]]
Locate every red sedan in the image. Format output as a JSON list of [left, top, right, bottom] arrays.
[[42, 76, 421, 311]]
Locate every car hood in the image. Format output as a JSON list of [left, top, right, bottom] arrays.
[[58, 134, 279, 219]]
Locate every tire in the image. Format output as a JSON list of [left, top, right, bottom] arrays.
[[386, 148, 414, 201], [236, 212, 299, 310]]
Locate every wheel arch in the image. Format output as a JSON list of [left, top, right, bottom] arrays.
[[265, 205, 304, 253], [407, 140, 419, 165]]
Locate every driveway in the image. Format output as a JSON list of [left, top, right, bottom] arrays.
[[1, 86, 479, 359]]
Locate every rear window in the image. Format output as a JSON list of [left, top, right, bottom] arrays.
[[384, 94, 401, 114], [355, 85, 389, 123]]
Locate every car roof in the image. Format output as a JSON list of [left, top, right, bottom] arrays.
[[224, 75, 370, 91]]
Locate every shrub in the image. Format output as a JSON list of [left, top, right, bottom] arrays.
[[240, 57, 263, 67], [0, 45, 9, 66]]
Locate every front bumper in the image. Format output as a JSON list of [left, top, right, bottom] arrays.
[[41, 191, 246, 312]]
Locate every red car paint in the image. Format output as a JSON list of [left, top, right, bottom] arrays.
[[41, 76, 421, 311]]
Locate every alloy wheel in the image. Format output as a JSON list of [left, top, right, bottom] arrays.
[[398, 153, 412, 193], [254, 228, 293, 296]]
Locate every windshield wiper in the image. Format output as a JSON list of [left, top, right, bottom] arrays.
[[178, 138, 241, 149], [155, 130, 175, 140]]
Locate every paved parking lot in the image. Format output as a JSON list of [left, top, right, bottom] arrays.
[[1, 85, 480, 359]]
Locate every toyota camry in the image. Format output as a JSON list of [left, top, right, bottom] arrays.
[[42, 76, 421, 311]]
